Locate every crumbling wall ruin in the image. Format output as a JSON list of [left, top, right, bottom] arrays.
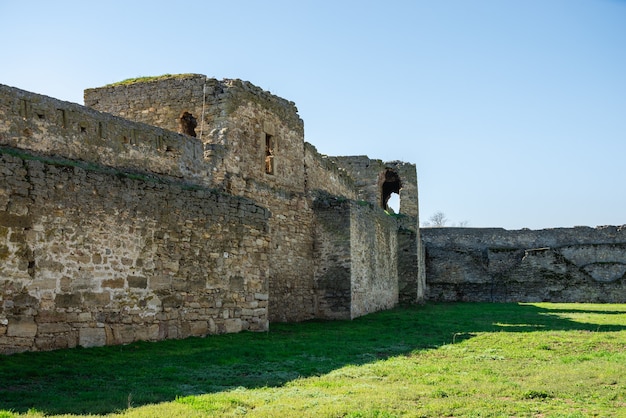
[[87, 75, 320, 323], [422, 226, 626, 303]]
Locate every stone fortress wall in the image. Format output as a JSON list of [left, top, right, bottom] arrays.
[[0, 75, 423, 353], [1, 73, 624, 355], [421, 226, 626, 303]]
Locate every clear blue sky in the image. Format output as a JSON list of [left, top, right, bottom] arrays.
[[2, 0, 625, 230]]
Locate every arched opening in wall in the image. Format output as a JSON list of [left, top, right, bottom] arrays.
[[379, 168, 402, 212], [387, 193, 400, 213]]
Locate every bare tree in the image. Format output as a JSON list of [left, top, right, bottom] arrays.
[[423, 212, 471, 227], [424, 211, 448, 227]]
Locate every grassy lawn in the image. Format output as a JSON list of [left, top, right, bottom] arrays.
[[0, 303, 624, 417]]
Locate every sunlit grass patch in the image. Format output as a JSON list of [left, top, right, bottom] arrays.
[[529, 302, 626, 326]]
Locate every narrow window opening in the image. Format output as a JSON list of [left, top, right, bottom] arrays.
[[265, 133, 275, 175], [57, 109, 67, 129], [19, 99, 29, 119]]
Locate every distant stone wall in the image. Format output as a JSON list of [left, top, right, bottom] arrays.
[[422, 227, 626, 303], [0, 150, 270, 354]]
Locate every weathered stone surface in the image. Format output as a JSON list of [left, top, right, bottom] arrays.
[[82, 76, 423, 323], [350, 204, 399, 318], [189, 320, 208, 336], [55, 294, 81, 308], [223, 318, 242, 333], [7, 318, 37, 338], [79, 327, 106, 348], [128, 275, 148, 289], [37, 322, 71, 334]]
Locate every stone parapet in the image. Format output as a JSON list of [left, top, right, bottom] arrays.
[[0, 84, 209, 185]]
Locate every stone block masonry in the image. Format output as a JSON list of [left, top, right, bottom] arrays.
[[0, 149, 270, 354]]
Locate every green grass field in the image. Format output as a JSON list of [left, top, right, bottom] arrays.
[[1, 303, 624, 417]]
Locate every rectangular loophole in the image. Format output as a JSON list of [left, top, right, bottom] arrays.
[[19, 99, 30, 119], [265, 133, 274, 175], [57, 109, 67, 129]]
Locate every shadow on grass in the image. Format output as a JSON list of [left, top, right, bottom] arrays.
[[1, 303, 624, 415]]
